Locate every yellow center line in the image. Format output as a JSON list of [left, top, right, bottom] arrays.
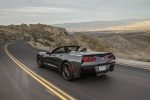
[[4, 43, 76, 100]]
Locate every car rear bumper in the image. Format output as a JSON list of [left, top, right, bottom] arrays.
[[78, 62, 115, 76]]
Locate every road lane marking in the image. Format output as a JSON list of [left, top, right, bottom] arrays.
[[46, 89, 55, 96], [4, 43, 76, 100], [24, 42, 44, 51], [24, 42, 32, 48], [6, 43, 76, 100], [117, 63, 150, 70], [4, 44, 67, 100]]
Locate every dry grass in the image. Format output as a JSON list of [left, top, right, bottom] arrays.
[[74, 33, 109, 52], [32, 32, 110, 52]]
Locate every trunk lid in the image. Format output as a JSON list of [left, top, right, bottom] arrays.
[[71, 51, 114, 66]]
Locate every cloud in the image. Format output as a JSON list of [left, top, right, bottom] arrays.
[[0, 0, 150, 25], [0, 7, 75, 14]]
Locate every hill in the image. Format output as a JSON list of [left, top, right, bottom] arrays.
[[0, 24, 67, 42], [0, 23, 149, 61], [53, 18, 150, 32]]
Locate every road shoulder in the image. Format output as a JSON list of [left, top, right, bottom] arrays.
[[116, 58, 150, 70]]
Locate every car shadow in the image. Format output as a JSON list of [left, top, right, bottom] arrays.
[[74, 75, 111, 82], [40, 65, 113, 84]]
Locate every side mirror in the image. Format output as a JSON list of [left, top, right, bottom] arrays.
[[46, 52, 51, 55]]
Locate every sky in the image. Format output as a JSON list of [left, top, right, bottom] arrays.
[[0, 0, 150, 25]]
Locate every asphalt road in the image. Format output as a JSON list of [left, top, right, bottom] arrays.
[[1, 39, 150, 100]]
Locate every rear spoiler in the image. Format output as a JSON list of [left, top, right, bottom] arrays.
[[82, 52, 113, 57]]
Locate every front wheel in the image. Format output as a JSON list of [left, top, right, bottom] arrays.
[[37, 56, 44, 68], [62, 62, 74, 81]]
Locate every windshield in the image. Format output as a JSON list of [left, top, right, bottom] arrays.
[[52, 46, 80, 54]]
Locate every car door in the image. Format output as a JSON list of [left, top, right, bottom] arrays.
[[42, 53, 58, 68], [45, 47, 65, 68], [52, 53, 64, 68]]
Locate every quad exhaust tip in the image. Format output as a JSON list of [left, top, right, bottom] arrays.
[[97, 73, 107, 76]]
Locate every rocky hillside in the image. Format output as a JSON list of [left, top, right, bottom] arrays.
[[29, 32, 132, 56], [29, 31, 150, 62], [92, 32, 150, 61], [0, 24, 67, 42], [1, 23, 149, 61]]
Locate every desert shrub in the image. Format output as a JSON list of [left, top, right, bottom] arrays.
[[55, 36, 79, 47], [42, 35, 54, 42], [43, 41, 50, 46], [148, 36, 150, 42], [55, 38, 66, 46], [31, 31, 108, 52], [68, 39, 79, 45], [75, 33, 107, 51], [33, 35, 38, 42]]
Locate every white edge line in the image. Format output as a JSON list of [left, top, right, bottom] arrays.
[[46, 89, 56, 96], [24, 42, 33, 48], [24, 42, 45, 51], [116, 63, 150, 70]]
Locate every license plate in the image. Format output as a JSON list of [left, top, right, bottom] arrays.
[[99, 66, 106, 71]]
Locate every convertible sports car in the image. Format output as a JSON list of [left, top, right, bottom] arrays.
[[37, 46, 115, 81]]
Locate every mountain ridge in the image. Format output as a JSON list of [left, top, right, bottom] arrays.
[[53, 18, 150, 32]]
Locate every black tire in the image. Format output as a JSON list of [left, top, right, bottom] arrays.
[[62, 62, 74, 81], [37, 56, 44, 68], [109, 65, 114, 71]]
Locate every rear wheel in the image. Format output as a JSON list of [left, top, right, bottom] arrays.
[[62, 62, 74, 81], [37, 56, 44, 68], [109, 65, 114, 71]]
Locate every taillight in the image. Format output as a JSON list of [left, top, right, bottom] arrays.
[[82, 57, 96, 62], [108, 55, 114, 60]]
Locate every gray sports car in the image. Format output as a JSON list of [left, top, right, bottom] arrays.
[[37, 46, 115, 81]]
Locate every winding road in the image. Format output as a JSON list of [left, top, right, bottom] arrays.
[[0, 39, 150, 100]]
